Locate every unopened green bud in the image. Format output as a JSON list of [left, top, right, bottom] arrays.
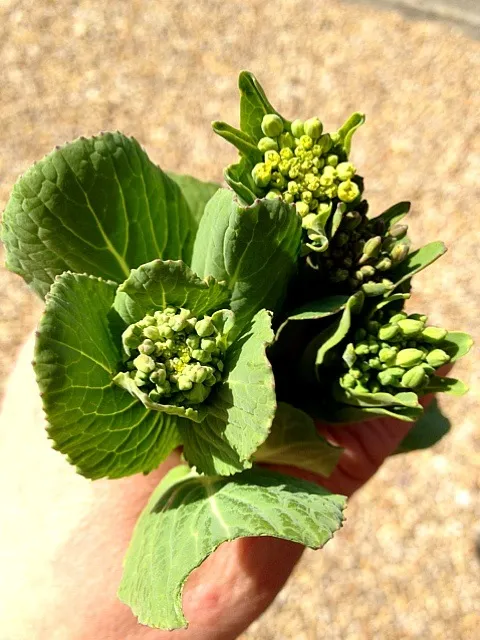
[[266, 190, 281, 199], [272, 174, 287, 190], [133, 354, 156, 374], [186, 383, 211, 404], [170, 310, 191, 332], [376, 257, 392, 271], [296, 201, 310, 217], [201, 338, 217, 353], [426, 349, 450, 368], [340, 373, 356, 389], [378, 324, 400, 341], [389, 312, 407, 324], [397, 318, 424, 337], [355, 341, 370, 356], [280, 147, 294, 161], [331, 269, 349, 283], [363, 236, 382, 259], [301, 190, 313, 204], [178, 375, 193, 391], [158, 324, 174, 339], [287, 180, 299, 195], [265, 149, 280, 166], [395, 348, 425, 368], [261, 114, 283, 137], [122, 325, 143, 352], [367, 321, 381, 334], [156, 381, 172, 396], [299, 134, 313, 150], [251, 162, 271, 188], [291, 119, 304, 137], [355, 328, 367, 341], [377, 367, 405, 386], [191, 349, 212, 363], [359, 265, 376, 278], [379, 347, 397, 364], [195, 317, 215, 337], [191, 366, 208, 383], [336, 162, 356, 181], [410, 313, 428, 322], [304, 117, 323, 139], [401, 366, 429, 390], [388, 224, 408, 239], [279, 132, 295, 149], [362, 281, 391, 296], [150, 368, 167, 385], [258, 137, 278, 153], [327, 154, 339, 167], [338, 180, 360, 203], [138, 339, 155, 355], [422, 326, 448, 344], [318, 134, 333, 153], [390, 243, 409, 263]]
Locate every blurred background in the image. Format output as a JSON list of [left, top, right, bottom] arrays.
[[0, 0, 478, 638]]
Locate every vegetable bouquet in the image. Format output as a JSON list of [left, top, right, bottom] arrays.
[[1, 72, 472, 630]]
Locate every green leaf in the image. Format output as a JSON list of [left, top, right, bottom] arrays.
[[238, 71, 284, 141], [112, 371, 205, 423], [315, 293, 363, 367], [34, 273, 183, 479], [2, 133, 196, 298], [393, 398, 451, 454], [180, 309, 276, 475], [376, 201, 411, 228], [224, 157, 260, 204], [442, 331, 473, 363], [390, 241, 447, 291], [191, 189, 302, 332], [336, 112, 365, 155], [113, 259, 230, 326], [211, 121, 262, 161], [167, 172, 220, 227], [285, 296, 350, 322], [118, 463, 346, 630], [423, 376, 468, 396], [334, 386, 421, 409], [275, 295, 349, 341], [254, 403, 342, 477]]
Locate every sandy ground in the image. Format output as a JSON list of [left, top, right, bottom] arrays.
[[0, 1, 479, 638]]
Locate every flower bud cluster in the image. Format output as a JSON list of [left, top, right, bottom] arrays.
[[252, 113, 362, 241], [309, 209, 410, 295], [339, 308, 451, 395], [120, 307, 227, 406]]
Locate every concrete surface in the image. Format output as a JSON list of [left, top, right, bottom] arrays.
[[1, 1, 479, 638]]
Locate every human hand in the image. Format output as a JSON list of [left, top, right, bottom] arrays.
[[0, 336, 429, 640]]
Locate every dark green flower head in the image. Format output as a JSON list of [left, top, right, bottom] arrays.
[[308, 214, 410, 296], [114, 306, 234, 410]]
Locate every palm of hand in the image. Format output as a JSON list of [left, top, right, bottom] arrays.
[[76, 416, 414, 640]]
